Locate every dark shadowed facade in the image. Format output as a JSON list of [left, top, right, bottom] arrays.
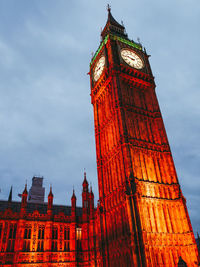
[[0, 9, 199, 267]]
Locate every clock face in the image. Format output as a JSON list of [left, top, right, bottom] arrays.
[[93, 56, 105, 81], [121, 49, 144, 69]]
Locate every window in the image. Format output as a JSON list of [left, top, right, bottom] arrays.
[[51, 227, 58, 252], [64, 227, 70, 252], [7, 224, 17, 252], [23, 227, 31, 252], [51, 241, 57, 252], [76, 228, 82, 251], [37, 227, 44, 252], [38, 228, 44, 239], [52, 227, 58, 239]]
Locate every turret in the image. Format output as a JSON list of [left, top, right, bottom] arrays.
[[82, 171, 89, 221], [47, 186, 53, 215], [82, 171, 89, 193], [21, 184, 28, 212], [71, 188, 76, 220]]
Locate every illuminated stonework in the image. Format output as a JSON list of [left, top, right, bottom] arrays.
[[0, 8, 199, 267], [90, 7, 199, 267], [0, 174, 96, 266]]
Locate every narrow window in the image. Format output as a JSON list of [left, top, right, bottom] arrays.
[[64, 227, 70, 252], [37, 227, 45, 252], [51, 227, 58, 252], [23, 226, 31, 252], [0, 224, 2, 239], [76, 228, 82, 251], [7, 224, 17, 252]]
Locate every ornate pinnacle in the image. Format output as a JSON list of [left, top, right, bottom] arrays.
[[72, 187, 76, 199], [8, 186, 12, 202], [48, 185, 53, 197], [107, 4, 111, 13], [23, 183, 28, 195]]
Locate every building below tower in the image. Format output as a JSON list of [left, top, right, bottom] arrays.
[[0, 173, 98, 266]]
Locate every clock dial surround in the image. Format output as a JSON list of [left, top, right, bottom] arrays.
[[93, 56, 105, 81], [121, 49, 144, 69]]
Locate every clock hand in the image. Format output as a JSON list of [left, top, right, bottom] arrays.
[[96, 66, 101, 72], [127, 55, 135, 61]]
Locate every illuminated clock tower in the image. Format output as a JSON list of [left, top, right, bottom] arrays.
[[89, 7, 199, 267]]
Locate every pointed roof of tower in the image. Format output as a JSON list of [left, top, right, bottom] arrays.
[[23, 183, 28, 195], [82, 170, 88, 186], [90, 185, 94, 197], [71, 188, 76, 199], [48, 185, 53, 197], [101, 5, 127, 39], [8, 186, 12, 202]]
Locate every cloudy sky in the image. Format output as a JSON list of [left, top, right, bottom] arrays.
[[0, 0, 199, 234]]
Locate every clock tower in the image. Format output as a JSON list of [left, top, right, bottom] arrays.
[[89, 7, 199, 267]]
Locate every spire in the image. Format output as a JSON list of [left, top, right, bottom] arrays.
[[82, 170, 89, 190], [71, 187, 76, 199], [90, 185, 94, 205], [107, 4, 111, 13], [90, 184, 94, 196], [23, 183, 28, 195], [8, 186, 12, 202], [48, 185, 53, 197], [48, 185, 53, 214], [101, 5, 127, 39], [71, 187, 76, 219], [21, 183, 28, 212], [84, 170, 88, 183]]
